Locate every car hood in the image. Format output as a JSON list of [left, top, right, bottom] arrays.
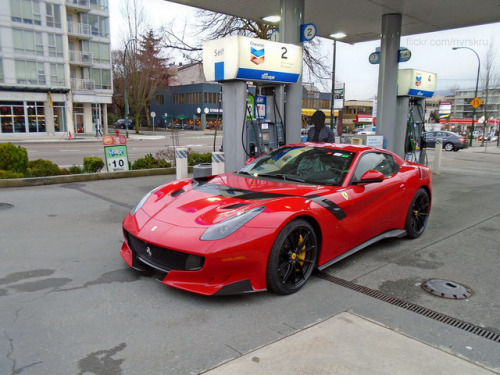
[[140, 173, 336, 227]]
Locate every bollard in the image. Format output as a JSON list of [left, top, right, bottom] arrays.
[[434, 138, 442, 175], [212, 152, 225, 175], [176, 147, 188, 180]]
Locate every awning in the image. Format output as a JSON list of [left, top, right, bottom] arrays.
[[301, 108, 339, 117], [175, 114, 189, 120]]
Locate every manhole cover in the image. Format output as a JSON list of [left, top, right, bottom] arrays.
[[0, 203, 14, 210], [421, 279, 472, 299]]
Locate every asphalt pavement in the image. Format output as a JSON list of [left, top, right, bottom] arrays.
[[0, 134, 499, 374]]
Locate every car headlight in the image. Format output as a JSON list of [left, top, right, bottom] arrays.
[[130, 188, 157, 216], [200, 206, 265, 241]]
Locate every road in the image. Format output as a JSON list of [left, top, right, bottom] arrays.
[[0, 144, 499, 374], [8, 130, 224, 168]]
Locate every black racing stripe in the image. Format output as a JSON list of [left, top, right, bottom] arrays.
[[306, 194, 347, 221], [192, 182, 347, 220]]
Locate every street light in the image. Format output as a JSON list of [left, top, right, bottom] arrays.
[[329, 33, 346, 133], [453, 47, 481, 146], [123, 38, 137, 138]]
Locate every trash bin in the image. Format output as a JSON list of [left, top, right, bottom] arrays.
[[193, 163, 212, 178]]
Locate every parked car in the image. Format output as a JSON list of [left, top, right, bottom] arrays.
[[120, 143, 432, 296], [114, 119, 133, 129], [423, 131, 469, 151]]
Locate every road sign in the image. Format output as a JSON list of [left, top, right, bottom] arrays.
[[470, 97, 482, 109]]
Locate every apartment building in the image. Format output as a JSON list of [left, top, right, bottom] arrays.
[[0, 0, 112, 137]]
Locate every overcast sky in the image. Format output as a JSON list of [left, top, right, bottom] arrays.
[[109, 0, 500, 101]]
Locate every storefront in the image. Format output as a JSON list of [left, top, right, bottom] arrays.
[[0, 96, 68, 135]]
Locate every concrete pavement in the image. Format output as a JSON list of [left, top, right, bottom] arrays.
[[203, 312, 497, 375]]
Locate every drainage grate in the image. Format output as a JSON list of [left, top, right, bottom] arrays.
[[318, 272, 500, 343]]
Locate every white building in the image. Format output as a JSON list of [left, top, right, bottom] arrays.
[[0, 0, 112, 137]]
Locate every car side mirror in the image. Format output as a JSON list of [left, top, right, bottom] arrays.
[[356, 170, 385, 184]]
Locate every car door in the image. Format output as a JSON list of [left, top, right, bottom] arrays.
[[335, 151, 406, 249], [424, 131, 437, 148]]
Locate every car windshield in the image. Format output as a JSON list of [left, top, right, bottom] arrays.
[[238, 146, 356, 186]]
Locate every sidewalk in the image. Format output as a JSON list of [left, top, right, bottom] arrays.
[[202, 312, 497, 375], [0, 131, 167, 144]]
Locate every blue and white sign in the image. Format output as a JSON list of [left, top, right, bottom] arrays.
[[369, 51, 380, 64], [398, 69, 437, 98], [270, 30, 280, 42], [255, 96, 267, 119], [369, 47, 412, 64], [398, 48, 412, 63], [203, 35, 303, 84], [300, 23, 317, 42]]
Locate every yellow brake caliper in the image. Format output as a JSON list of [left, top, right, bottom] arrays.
[[294, 234, 306, 271]]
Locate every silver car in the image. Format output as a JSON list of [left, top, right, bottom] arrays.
[[423, 131, 469, 151]]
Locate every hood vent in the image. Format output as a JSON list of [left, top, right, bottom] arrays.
[[171, 188, 185, 197], [222, 203, 249, 210]]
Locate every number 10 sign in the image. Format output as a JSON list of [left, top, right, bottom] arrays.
[[103, 135, 129, 172]]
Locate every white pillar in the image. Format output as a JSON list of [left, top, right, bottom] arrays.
[[212, 152, 225, 175], [433, 138, 442, 175], [175, 147, 188, 179]]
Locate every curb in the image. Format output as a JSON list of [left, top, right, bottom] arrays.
[[0, 166, 194, 188]]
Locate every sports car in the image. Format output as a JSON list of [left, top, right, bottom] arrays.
[[120, 143, 431, 296]]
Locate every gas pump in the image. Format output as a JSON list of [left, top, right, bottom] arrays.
[[404, 97, 426, 163], [396, 69, 437, 164], [203, 35, 302, 172], [245, 85, 286, 157]]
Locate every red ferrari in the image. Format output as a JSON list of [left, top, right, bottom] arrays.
[[120, 143, 431, 295]]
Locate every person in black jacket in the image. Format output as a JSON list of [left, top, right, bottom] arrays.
[[307, 110, 335, 143]]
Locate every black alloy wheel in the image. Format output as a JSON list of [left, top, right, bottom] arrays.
[[405, 188, 430, 239], [266, 219, 318, 295]]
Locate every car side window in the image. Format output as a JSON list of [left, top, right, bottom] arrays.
[[352, 152, 398, 182]]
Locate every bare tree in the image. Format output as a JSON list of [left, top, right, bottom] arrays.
[[120, 0, 148, 45]]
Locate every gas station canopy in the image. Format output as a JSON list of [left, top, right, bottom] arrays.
[[166, 0, 499, 44]]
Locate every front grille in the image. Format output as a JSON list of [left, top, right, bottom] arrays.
[[124, 229, 204, 272]]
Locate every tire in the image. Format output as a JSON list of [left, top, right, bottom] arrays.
[[444, 143, 454, 151], [266, 219, 318, 295], [405, 188, 430, 239]]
